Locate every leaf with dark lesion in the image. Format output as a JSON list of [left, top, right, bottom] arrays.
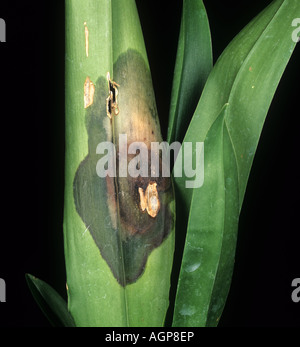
[[73, 50, 175, 286]]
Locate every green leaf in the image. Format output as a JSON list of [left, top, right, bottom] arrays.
[[65, 0, 175, 327], [167, 0, 213, 144], [173, 0, 299, 326], [176, 0, 299, 210], [172, 105, 239, 327], [25, 274, 75, 327]]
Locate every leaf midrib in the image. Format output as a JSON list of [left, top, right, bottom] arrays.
[[111, 0, 130, 327]]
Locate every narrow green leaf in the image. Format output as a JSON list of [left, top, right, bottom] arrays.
[[65, 0, 175, 327], [225, 0, 300, 205], [172, 0, 299, 327], [176, 0, 299, 210], [172, 105, 239, 327], [25, 274, 75, 327], [167, 0, 213, 144]]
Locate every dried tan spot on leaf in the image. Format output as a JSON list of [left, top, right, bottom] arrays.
[[84, 76, 95, 108], [84, 22, 89, 57], [139, 182, 160, 218]]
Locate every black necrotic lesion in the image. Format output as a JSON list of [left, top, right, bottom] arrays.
[[109, 81, 117, 103], [73, 50, 174, 286], [107, 97, 112, 115]]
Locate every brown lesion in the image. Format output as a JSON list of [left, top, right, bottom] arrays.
[[114, 148, 171, 238], [138, 182, 160, 218], [84, 76, 95, 108], [106, 72, 120, 118], [84, 22, 89, 57], [74, 51, 175, 286]]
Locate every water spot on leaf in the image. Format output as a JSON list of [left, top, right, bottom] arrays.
[[179, 304, 197, 316], [185, 262, 201, 273]]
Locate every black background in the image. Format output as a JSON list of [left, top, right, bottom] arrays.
[[0, 0, 299, 327]]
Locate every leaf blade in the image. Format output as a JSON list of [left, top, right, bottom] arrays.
[[173, 0, 299, 327], [225, 0, 300, 204], [172, 105, 240, 327], [168, 0, 213, 144], [176, 0, 299, 210], [25, 274, 75, 327], [65, 0, 175, 327]]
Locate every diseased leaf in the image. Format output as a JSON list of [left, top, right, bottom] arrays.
[[73, 50, 174, 286], [65, 0, 175, 327]]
